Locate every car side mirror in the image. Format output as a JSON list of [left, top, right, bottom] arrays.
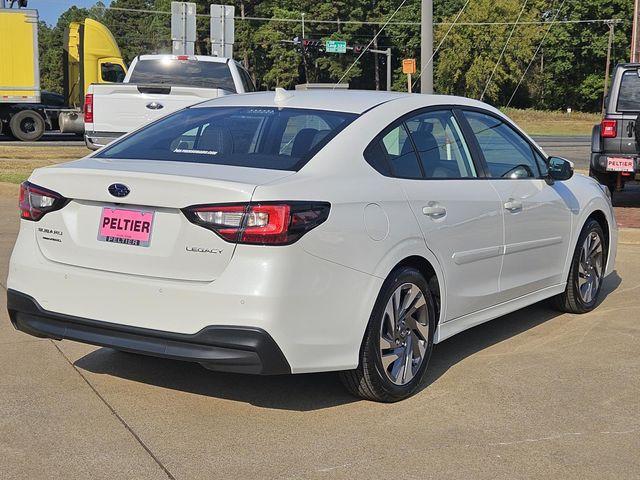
[[547, 156, 573, 183]]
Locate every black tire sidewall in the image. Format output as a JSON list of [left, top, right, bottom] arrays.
[[364, 267, 436, 399], [10, 110, 45, 142], [570, 220, 606, 311]]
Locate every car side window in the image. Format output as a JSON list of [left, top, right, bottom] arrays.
[[238, 67, 256, 92], [405, 110, 477, 178], [379, 124, 423, 179], [463, 110, 540, 179]]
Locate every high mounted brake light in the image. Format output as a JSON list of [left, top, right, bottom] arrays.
[[19, 182, 69, 221], [182, 202, 330, 245], [601, 119, 617, 138]]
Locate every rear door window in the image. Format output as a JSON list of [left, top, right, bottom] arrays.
[[617, 70, 640, 112], [405, 110, 477, 178], [96, 107, 357, 171]]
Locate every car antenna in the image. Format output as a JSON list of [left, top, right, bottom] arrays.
[[274, 87, 294, 104]]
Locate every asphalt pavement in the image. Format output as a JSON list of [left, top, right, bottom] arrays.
[[0, 181, 639, 478], [533, 135, 590, 171]]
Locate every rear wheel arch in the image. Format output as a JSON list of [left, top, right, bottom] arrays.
[[388, 255, 442, 326], [586, 209, 610, 266]]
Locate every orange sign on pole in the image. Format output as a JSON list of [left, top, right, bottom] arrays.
[[402, 59, 416, 75], [402, 59, 416, 93]]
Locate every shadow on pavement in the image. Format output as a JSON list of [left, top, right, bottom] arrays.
[[74, 273, 621, 411]]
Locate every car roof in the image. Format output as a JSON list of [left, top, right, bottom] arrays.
[[135, 54, 229, 63], [193, 90, 493, 115]]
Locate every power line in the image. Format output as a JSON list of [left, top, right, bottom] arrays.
[[334, 0, 410, 88], [506, 0, 568, 107], [480, 0, 529, 101], [413, 0, 471, 89], [86, 4, 626, 27]]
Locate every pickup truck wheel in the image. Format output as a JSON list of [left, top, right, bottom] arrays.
[[554, 219, 606, 314], [339, 267, 436, 402], [10, 110, 45, 142]]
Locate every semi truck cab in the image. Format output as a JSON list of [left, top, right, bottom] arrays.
[[0, 8, 126, 141]]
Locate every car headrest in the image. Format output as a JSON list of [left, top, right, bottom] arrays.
[[291, 128, 319, 157], [198, 123, 233, 154]]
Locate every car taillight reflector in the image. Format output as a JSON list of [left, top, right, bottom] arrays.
[[601, 119, 617, 138], [182, 202, 330, 245], [84, 94, 94, 123], [19, 182, 69, 221]]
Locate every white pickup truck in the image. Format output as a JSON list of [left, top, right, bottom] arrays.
[[84, 54, 256, 150]]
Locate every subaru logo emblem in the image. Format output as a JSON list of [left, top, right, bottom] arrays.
[[108, 183, 130, 198], [146, 101, 164, 110]]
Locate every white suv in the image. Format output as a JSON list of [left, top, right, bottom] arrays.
[[7, 90, 617, 401]]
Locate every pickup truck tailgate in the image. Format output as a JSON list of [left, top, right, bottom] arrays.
[[91, 83, 228, 134]]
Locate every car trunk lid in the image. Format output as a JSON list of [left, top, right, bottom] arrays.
[[29, 158, 294, 282]]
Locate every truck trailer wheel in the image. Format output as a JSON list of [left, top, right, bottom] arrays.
[[10, 110, 45, 142]]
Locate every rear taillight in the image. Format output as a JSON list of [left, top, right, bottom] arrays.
[[182, 202, 330, 245], [19, 182, 69, 221], [601, 119, 617, 138], [84, 94, 94, 123]]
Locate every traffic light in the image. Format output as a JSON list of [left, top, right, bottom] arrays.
[[353, 45, 364, 54], [302, 39, 325, 52]]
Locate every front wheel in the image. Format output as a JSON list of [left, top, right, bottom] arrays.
[[339, 267, 436, 402], [554, 219, 606, 313]]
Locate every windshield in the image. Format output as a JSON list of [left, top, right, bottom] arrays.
[[96, 107, 358, 171], [128, 59, 237, 91], [617, 70, 640, 112]]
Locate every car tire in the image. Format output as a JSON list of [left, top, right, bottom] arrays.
[[9, 110, 45, 142], [554, 219, 606, 314], [339, 267, 436, 402]]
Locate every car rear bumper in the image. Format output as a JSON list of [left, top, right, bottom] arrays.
[[590, 152, 640, 175], [7, 289, 291, 375], [84, 131, 125, 150]]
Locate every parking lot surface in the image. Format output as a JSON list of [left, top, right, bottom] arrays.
[[1, 183, 639, 479]]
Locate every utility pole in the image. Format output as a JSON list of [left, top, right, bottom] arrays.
[[632, 0, 640, 62], [421, 0, 433, 93], [603, 20, 615, 113]]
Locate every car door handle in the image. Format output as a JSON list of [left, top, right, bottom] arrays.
[[422, 205, 447, 218], [504, 199, 523, 213]]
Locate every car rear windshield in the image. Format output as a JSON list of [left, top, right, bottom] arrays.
[[95, 106, 358, 171], [128, 59, 237, 92], [617, 70, 640, 111]]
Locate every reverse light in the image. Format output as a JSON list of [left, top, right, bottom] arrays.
[[19, 182, 69, 221], [84, 93, 94, 123], [182, 202, 330, 245], [600, 119, 617, 138]]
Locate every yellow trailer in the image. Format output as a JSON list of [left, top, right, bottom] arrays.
[[0, 8, 40, 103], [0, 9, 126, 141]]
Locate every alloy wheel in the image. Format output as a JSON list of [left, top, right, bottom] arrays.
[[578, 231, 604, 304], [379, 283, 429, 385]]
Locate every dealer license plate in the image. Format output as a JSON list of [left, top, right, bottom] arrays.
[[606, 157, 635, 172], [97, 207, 154, 247]]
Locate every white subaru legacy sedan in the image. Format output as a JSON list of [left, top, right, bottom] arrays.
[[7, 90, 617, 402]]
